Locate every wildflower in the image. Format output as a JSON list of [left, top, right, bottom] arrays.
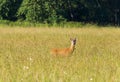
[[63, 71, 67, 75], [90, 78, 93, 81], [29, 57, 33, 61], [23, 66, 29, 70], [27, 57, 33, 62]]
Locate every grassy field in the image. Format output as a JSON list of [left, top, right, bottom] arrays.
[[0, 26, 120, 82]]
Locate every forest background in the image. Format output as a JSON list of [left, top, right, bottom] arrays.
[[0, 0, 119, 26]]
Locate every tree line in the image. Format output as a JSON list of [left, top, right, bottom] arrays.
[[0, 0, 119, 25]]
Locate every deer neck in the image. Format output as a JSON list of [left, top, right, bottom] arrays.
[[70, 43, 75, 50]]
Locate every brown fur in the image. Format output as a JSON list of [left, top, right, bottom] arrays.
[[50, 38, 76, 57]]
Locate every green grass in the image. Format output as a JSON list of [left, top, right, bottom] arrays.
[[0, 26, 120, 82], [0, 20, 99, 28]]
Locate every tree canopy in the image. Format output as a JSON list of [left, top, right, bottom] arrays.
[[0, 0, 119, 25]]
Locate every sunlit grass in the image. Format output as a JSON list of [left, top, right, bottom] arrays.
[[0, 26, 120, 82]]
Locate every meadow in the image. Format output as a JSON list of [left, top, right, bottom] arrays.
[[0, 26, 120, 82]]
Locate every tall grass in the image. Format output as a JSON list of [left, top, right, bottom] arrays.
[[0, 26, 120, 82]]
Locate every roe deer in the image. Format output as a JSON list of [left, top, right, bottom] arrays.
[[50, 38, 76, 57]]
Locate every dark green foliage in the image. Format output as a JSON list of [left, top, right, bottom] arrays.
[[0, 0, 120, 25], [0, 0, 22, 21], [17, 0, 65, 24]]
